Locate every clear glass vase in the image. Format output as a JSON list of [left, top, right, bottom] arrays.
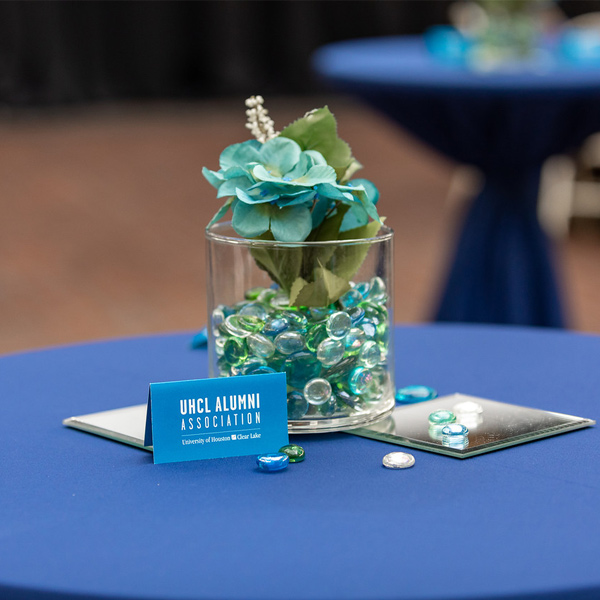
[[205, 221, 395, 433]]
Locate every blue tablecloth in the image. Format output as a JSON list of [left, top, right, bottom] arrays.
[[1, 325, 599, 600], [312, 36, 600, 328]]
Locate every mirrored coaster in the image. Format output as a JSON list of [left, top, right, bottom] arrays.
[[382, 452, 415, 469], [346, 393, 596, 458]]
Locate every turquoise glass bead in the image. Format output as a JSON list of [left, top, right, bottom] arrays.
[[326, 311, 352, 340], [360, 320, 377, 338], [223, 337, 248, 366], [358, 340, 381, 368], [240, 357, 267, 375], [274, 331, 305, 355], [276, 310, 308, 331], [287, 390, 309, 419], [223, 315, 263, 337], [284, 351, 322, 388], [316, 338, 345, 366], [348, 306, 365, 325], [239, 302, 269, 321], [395, 385, 437, 404], [303, 377, 332, 405], [309, 306, 333, 322], [366, 276, 387, 302], [279, 444, 305, 463], [339, 289, 363, 309], [247, 333, 275, 358], [442, 423, 469, 437], [257, 453, 289, 472], [428, 410, 456, 426], [348, 366, 374, 395], [305, 323, 328, 353], [345, 327, 367, 355], [319, 397, 337, 416], [263, 317, 289, 337], [354, 281, 370, 298]]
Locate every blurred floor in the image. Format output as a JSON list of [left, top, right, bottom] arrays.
[[0, 95, 599, 356]]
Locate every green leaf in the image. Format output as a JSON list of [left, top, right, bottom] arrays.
[[279, 107, 361, 182], [308, 204, 350, 242], [250, 242, 303, 293], [291, 267, 351, 307]]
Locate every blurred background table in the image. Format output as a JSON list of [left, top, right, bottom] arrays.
[[313, 36, 600, 328], [1, 324, 598, 600]]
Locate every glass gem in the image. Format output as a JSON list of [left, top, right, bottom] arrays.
[[305, 322, 328, 353], [334, 389, 360, 409], [248, 366, 277, 375], [382, 452, 415, 469], [256, 453, 289, 472], [326, 311, 352, 340], [309, 306, 333, 322], [354, 281, 370, 298], [257, 288, 278, 303], [428, 409, 456, 426], [287, 391, 309, 419], [239, 302, 269, 321], [240, 357, 267, 375], [321, 356, 357, 385], [358, 340, 381, 368], [316, 338, 345, 366], [395, 385, 438, 404], [215, 336, 226, 356], [247, 333, 276, 358], [339, 289, 363, 310], [348, 366, 374, 395], [452, 400, 483, 415], [211, 306, 226, 336], [441, 423, 469, 437], [270, 292, 291, 308], [360, 320, 377, 339], [275, 331, 305, 355], [263, 317, 289, 337], [279, 444, 305, 463], [245, 287, 265, 300], [276, 310, 308, 332], [319, 397, 337, 416], [223, 337, 248, 366], [303, 377, 332, 405], [284, 351, 322, 388], [366, 276, 387, 302], [345, 327, 367, 355], [348, 306, 365, 325], [223, 314, 263, 337]]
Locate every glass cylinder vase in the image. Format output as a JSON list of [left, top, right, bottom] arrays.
[[205, 222, 395, 433]]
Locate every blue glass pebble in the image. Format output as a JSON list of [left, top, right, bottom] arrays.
[[441, 423, 469, 438], [348, 366, 374, 396], [263, 317, 290, 337], [395, 385, 438, 404], [287, 391, 309, 419], [239, 302, 269, 321], [339, 289, 363, 309], [257, 453, 289, 472], [428, 409, 456, 426], [347, 306, 365, 325], [326, 311, 352, 340]]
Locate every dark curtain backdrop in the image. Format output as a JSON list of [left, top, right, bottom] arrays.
[[0, 0, 453, 106]]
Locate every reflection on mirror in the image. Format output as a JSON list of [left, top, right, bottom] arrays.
[[348, 393, 595, 458]]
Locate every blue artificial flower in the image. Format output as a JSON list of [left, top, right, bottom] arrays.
[[203, 137, 380, 242]]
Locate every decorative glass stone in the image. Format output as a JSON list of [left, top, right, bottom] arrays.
[[305, 323, 328, 353], [334, 389, 361, 409], [304, 378, 332, 406], [347, 306, 365, 325], [257, 453, 289, 472], [240, 357, 267, 375], [263, 317, 290, 337], [257, 288, 278, 303], [275, 331, 305, 355], [339, 289, 363, 309], [366, 276, 387, 302], [270, 292, 291, 308], [211, 306, 226, 336], [354, 281, 370, 298], [452, 400, 483, 415], [277, 310, 308, 332], [360, 319, 377, 338], [279, 444, 305, 463], [287, 391, 309, 419], [395, 385, 438, 404], [316, 338, 345, 366], [348, 366, 374, 396], [239, 302, 269, 321], [382, 452, 415, 469], [247, 333, 276, 358], [309, 306, 333, 322], [284, 351, 322, 388], [248, 366, 277, 375], [215, 336, 226, 356], [441, 423, 469, 437], [428, 409, 456, 426], [345, 327, 367, 355], [358, 340, 381, 368], [223, 337, 248, 366], [245, 287, 265, 300], [223, 314, 263, 337], [326, 311, 352, 340], [319, 397, 337, 416]]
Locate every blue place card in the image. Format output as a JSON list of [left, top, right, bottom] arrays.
[[144, 373, 289, 464]]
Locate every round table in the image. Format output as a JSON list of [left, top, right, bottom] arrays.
[[312, 36, 600, 328], [1, 325, 599, 600]]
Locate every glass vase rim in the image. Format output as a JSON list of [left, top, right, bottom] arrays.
[[205, 221, 393, 247]]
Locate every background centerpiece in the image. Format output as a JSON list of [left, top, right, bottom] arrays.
[[203, 97, 395, 432]]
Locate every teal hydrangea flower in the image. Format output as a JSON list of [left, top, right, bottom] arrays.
[[203, 136, 379, 242]]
